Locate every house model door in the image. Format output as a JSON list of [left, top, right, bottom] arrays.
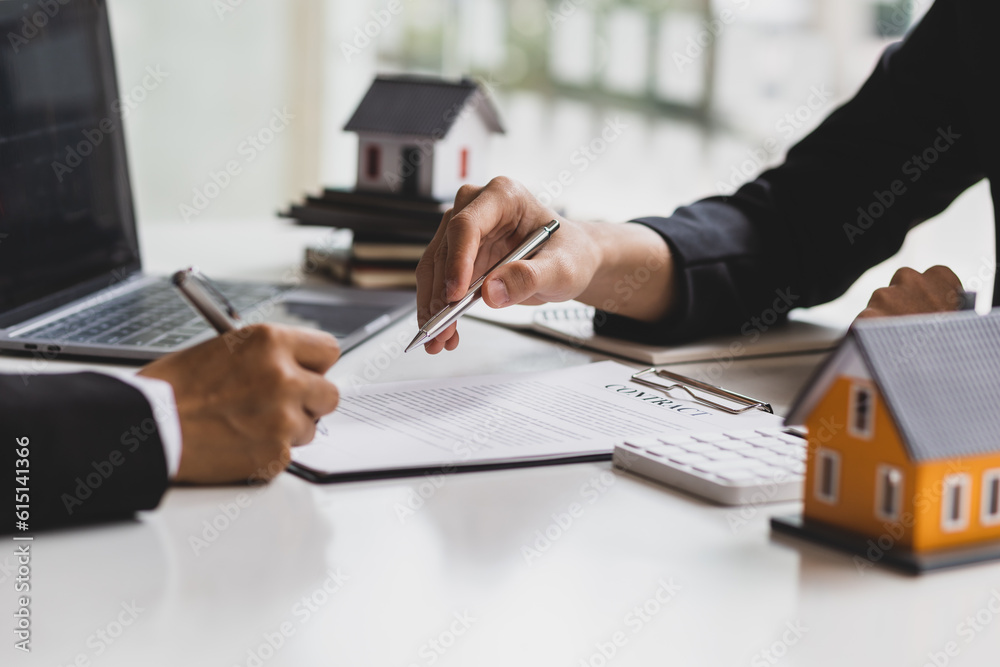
[[401, 146, 420, 197]]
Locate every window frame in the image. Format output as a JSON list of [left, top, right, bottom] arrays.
[[981, 469, 1000, 527], [459, 147, 469, 180], [847, 382, 875, 440], [814, 448, 841, 505], [874, 465, 904, 522], [941, 473, 972, 532]]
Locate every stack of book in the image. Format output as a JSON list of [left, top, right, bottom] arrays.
[[285, 188, 448, 289], [303, 230, 429, 289]]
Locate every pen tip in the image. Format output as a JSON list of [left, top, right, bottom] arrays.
[[405, 332, 428, 353]]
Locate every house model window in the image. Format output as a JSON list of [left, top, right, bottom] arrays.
[[982, 469, 1000, 527], [365, 145, 381, 180], [848, 383, 875, 439], [941, 473, 972, 532], [875, 465, 903, 521], [815, 448, 840, 504]]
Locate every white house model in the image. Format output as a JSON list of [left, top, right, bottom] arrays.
[[344, 75, 504, 201]]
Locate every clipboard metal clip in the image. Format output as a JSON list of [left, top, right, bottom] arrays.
[[630, 367, 773, 415]]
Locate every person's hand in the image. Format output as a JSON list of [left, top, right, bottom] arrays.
[[416, 177, 601, 354], [138, 324, 340, 484], [415, 177, 676, 354], [856, 266, 965, 320]]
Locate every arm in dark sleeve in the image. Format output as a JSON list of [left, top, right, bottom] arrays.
[[596, 0, 987, 344], [1, 372, 168, 531]]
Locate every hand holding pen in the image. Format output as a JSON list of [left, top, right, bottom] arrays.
[[408, 220, 559, 352], [137, 271, 340, 483], [172, 268, 331, 436], [414, 179, 677, 354]]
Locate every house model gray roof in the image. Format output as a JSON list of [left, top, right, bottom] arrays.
[[344, 75, 505, 138], [787, 310, 1000, 462]]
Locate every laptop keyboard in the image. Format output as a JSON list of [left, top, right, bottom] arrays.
[[25, 280, 285, 349]]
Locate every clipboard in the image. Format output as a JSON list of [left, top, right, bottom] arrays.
[[630, 367, 773, 415], [287, 361, 782, 484]]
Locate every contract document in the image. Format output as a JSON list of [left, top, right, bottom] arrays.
[[290, 361, 784, 482]]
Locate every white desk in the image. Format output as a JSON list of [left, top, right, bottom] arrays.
[[4, 220, 999, 667]]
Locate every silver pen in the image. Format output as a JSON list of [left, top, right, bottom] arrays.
[[171, 267, 329, 436], [406, 219, 560, 352], [172, 268, 241, 333]]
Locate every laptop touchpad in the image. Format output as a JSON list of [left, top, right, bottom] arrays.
[[275, 301, 392, 338]]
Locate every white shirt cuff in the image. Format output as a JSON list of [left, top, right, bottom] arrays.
[[108, 373, 184, 478]]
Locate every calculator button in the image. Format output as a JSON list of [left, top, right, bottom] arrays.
[[766, 443, 801, 456], [719, 440, 755, 452], [762, 456, 800, 471], [691, 433, 731, 443], [705, 450, 743, 461], [680, 442, 720, 454], [669, 453, 710, 465], [724, 430, 762, 439], [746, 437, 782, 449], [658, 435, 697, 446]]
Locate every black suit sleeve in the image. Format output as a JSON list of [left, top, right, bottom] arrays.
[[595, 0, 987, 344], [1, 372, 168, 531]]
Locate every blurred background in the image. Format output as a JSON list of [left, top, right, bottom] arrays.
[[108, 0, 993, 314]]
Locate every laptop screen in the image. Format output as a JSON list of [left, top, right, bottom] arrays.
[[0, 0, 139, 324]]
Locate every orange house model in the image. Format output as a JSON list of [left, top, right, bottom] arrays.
[[771, 310, 1000, 573]]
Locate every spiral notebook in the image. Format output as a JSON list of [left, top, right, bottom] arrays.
[[467, 301, 843, 365]]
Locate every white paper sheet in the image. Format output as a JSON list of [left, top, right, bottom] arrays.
[[292, 361, 785, 477]]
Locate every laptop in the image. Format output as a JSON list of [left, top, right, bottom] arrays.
[[0, 0, 414, 363]]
